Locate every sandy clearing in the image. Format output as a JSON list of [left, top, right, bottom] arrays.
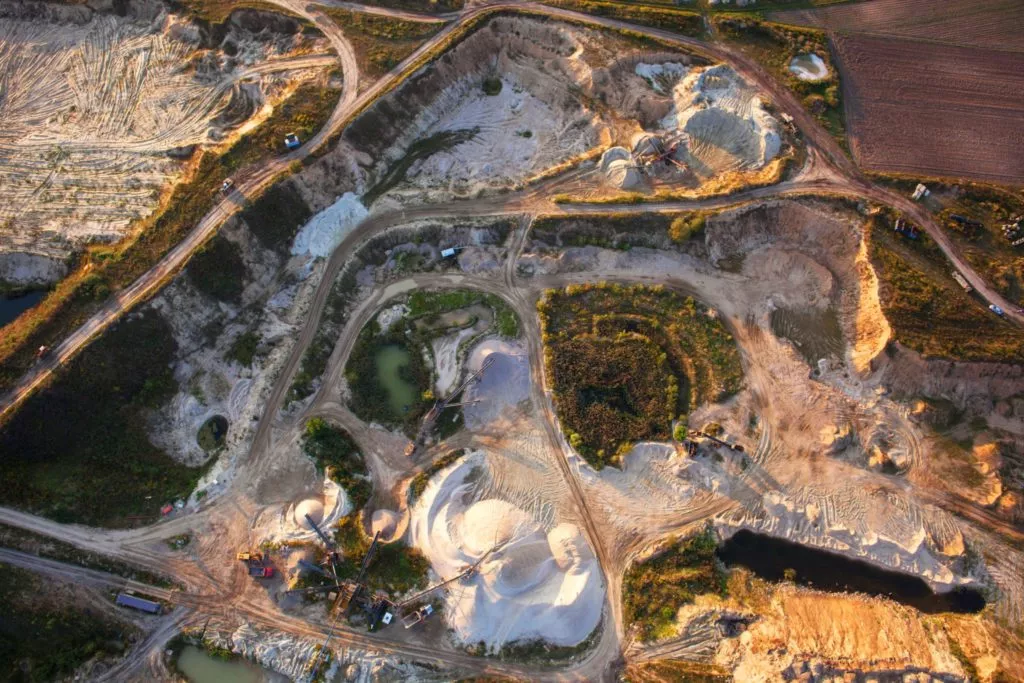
[[0, 7, 329, 271], [410, 451, 604, 648]]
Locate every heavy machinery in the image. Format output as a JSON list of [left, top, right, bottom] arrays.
[[408, 356, 495, 457]]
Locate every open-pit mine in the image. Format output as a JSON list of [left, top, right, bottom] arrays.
[[0, 2, 1022, 682]]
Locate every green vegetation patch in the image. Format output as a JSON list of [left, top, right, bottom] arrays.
[[0, 310, 208, 526], [302, 418, 372, 512], [713, 17, 845, 149], [333, 515, 429, 596], [186, 234, 247, 303], [541, 0, 705, 38], [539, 283, 742, 469], [227, 330, 261, 367], [866, 211, 1023, 363], [0, 562, 135, 682], [321, 7, 446, 81], [623, 527, 727, 643], [668, 211, 708, 244]]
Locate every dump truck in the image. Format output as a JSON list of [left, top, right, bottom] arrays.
[[249, 565, 274, 578]]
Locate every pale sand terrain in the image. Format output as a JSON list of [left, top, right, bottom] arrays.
[[0, 1, 329, 283]]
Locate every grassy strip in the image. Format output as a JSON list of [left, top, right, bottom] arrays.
[[871, 174, 1024, 308], [624, 660, 731, 683], [541, 0, 705, 38], [0, 83, 340, 393], [0, 523, 177, 588], [866, 210, 1023, 363], [355, 0, 463, 13], [539, 283, 742, 469], [623, 527, 727, 642], [407, 289, 520, 337], [302, 418, 372, 512], [0, 563, 135, 682], [0, 310, 214, 527], [713, 16, 845, 150], [320, 6, 446, 81], [552, 152, 797, 204], [409, 448, 466, 502], [170, 0, 312, 24]]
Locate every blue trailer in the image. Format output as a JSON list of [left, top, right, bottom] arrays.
[[116, 593, 162, 614]]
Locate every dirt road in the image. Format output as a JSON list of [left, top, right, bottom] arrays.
[[1, 2, 1022, 680]]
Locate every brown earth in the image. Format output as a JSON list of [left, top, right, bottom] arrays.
[[770, 0, 1024, 53], [833, 34, 1024, 184]]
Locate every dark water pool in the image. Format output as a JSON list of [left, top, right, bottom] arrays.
[[0, 289, 46, 328], [717, 529, 985, 614]]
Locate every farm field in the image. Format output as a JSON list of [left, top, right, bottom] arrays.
[[833, 34, 1024, 184], [770, 0, 1024, 52]]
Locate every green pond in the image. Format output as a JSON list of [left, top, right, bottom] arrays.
[[376, 344, 417, 415], [175, 646, 283, 683]]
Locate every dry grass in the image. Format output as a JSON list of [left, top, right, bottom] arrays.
[[320, 7, 445, 81]]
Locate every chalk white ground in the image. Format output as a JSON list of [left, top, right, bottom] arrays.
[[0, 4, 327, 281], [659, 64, 782, 176], [410, 451, 603, 648]]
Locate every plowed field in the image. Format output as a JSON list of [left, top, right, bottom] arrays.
[[770, 0, 1024, 52], [833, 34, 1024, 183]]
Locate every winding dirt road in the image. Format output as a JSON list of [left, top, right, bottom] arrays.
[[2, 1, 1023, 680]]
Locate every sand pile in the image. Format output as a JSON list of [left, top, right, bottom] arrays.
[[410, 452, 603, 648], [789, 53, 829, 81], [291, 192, 368, 259], [660, 64, 781, 176], [463, 339, 530, 431], [599, 146, 642, 190]]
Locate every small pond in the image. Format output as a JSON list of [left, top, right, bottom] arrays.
[[769, 306, 844, 365], [376, 344, 417, 415], [197, 415, 229, 451], [789, 53, 829, 82], [717, 529, 985, 614], [0, 289, 46, 328], [175, 646, 285, 683]]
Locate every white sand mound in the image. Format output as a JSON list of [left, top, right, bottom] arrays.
[[660, 64, 781, 176], [606, 159, 643, 189], [789, 53, 829, 81], [411, 453, 604, 648], [295, 498, 325, 527], [291, 192, 367, 258], [371, 509, 400, 539]]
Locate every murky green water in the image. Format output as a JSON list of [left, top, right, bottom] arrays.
[[376, 344, 416, 414], [176, 646, 277, 683], [770, 306, 844, 365]]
